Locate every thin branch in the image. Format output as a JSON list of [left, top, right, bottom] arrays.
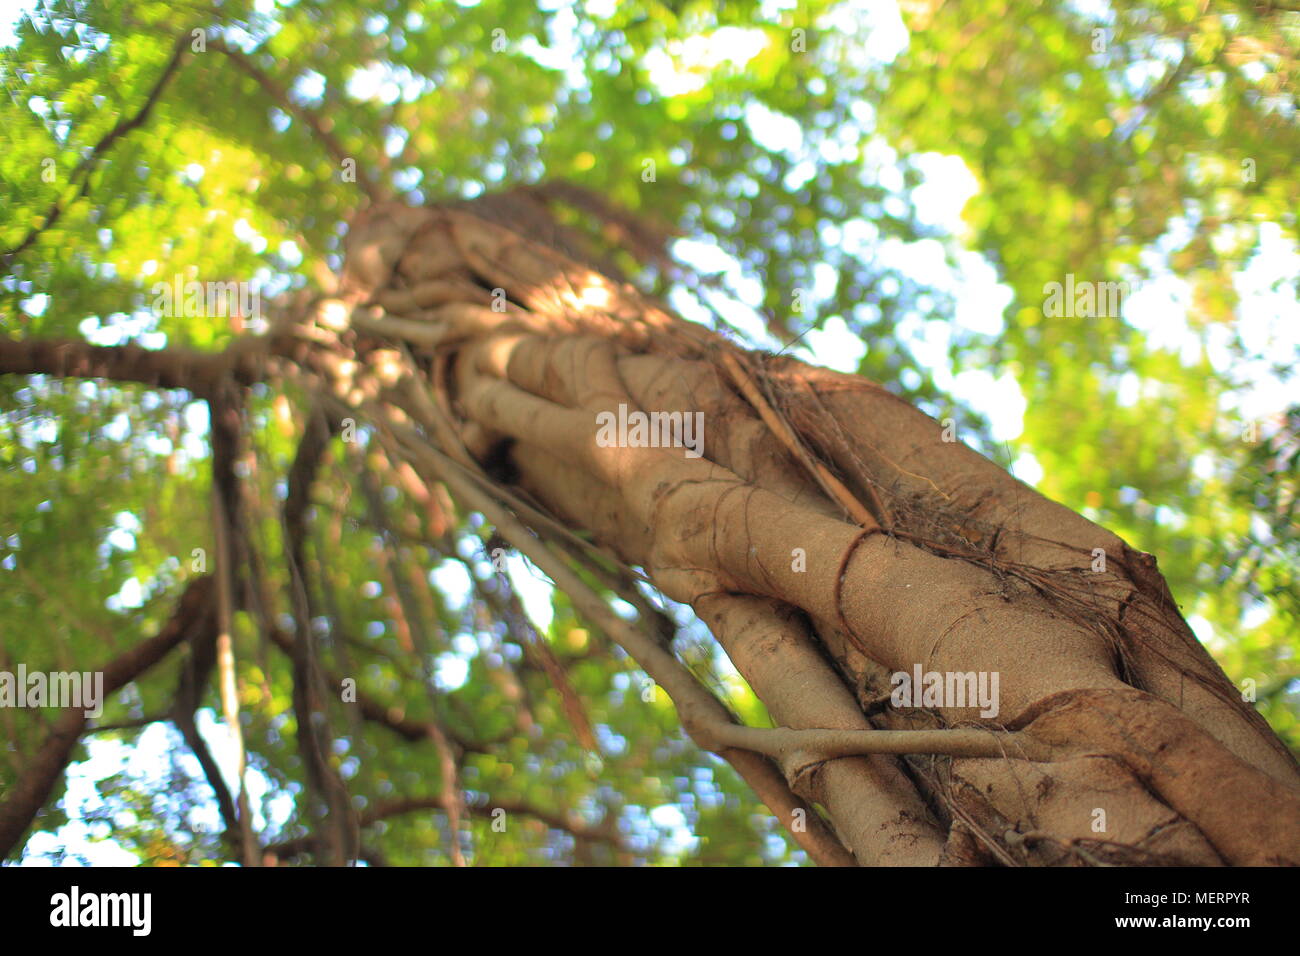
[[0, 576, 216, 859], [720, 349, 883, 528], [373, 419, 857, 866], [262, 621, 503, 753], [207, 38, 385, 204], [85, 714, 170, 734], [263, 793, 631, 862], [706, 723, 1050, 766], [166, 605, 243, 855], [174, 710, 242, 854], [281, 401, 359, 865], [209, 382, 259, 865], [1, 35, 190, 264]]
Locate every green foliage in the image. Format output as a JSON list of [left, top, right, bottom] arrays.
[[874, 0, 1299, 749], [0, 0, 1295, 864]]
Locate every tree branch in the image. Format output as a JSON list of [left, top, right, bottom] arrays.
[[208, 39, 385, 204], [1, 35, 190, 264], [263, 792, 631, 862], [0, 337, 231, 395], [0, 575, 216, 859], [703, 723, 1050, 767], [208, 382, 260, 865], [281, 402, 358, 866]]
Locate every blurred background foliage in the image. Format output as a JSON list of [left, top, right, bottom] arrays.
[[0, 0, 1296, 865]]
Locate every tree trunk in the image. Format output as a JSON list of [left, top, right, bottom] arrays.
[[4, 187, 1298, 865], [322, 191, 1300, 865]]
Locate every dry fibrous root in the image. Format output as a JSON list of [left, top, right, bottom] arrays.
[[265, 187, 1300, 866]]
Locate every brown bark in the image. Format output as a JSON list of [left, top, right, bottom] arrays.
[[320, 194, 1299, 865], [0, 575, 216, 859], [4, 186, 1298, 866]]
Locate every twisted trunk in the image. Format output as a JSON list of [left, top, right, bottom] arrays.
[[313, 194, 1300, 865], [4, 188, 1297, 865]]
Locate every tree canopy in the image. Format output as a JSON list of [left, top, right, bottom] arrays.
[[1, 0, 1296, 865]]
